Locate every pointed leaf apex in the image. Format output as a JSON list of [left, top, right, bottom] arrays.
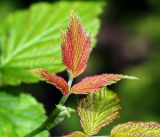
[[31, 68, 44, 74], [122, 75, 138, 80]]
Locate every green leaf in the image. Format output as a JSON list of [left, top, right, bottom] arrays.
[[48, 105, 75, 129], [110, 122, 160, 137], [0, 1, 103, 86], [63, 131, 87, 137], [0, 90, 49, 137], [77, 88, 121, 136]]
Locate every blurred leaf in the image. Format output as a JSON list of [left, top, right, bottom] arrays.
[[0, 1, 103, 86], [0, 90, 48, 137], [77, 88, 121, 136], [0, 67, 39, 86], [110, 122, 160, 137], [63, 131, 87, 137], [131, 16, 160, 41], [0, 1, 17, 21], [146, 0, 160, 12], [48, 105, 75, 129], [118, 56, 160, 122]]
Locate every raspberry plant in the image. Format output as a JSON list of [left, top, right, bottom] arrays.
[[25, 12, 159, 137], [0, 1, 159, 137]]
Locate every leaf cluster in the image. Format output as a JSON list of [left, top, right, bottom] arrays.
[[0, 1, 103, 136]]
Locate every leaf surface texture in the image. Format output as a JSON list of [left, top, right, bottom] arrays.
[[78, 88, 121, 135], [0, 90, 48, 137], [0, 1, 103, 85], [110, 122, 160, 137]]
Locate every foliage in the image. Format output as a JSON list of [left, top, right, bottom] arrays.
[[65, 88, 121, 136], [0, 1, 103, 86], [0, 1, 159, 137], [31, 10, 137, 136], [0, 90, 48, 137], [34, 68, 135, 95], [110, 122, 160, 137], [0, 1, 104, 137], [78, 88, 121, 135]]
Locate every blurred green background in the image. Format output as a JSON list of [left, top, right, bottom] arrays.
[[0, 0, 160, 136]]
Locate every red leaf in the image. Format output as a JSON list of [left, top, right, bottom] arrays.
[[71, 74, 124, 94], [33, 69, 69, 95], [61, 12, 91, 78]]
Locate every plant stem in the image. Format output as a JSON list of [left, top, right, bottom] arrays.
[[24, 76, 73, 137], [24, 126, 45, 137], [68, 74, 73, 88]]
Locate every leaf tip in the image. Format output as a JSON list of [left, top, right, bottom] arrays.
[[31, 68, 44, 74], [122, 75, 139, 80]]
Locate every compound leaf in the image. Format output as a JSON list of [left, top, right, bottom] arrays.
[[0, 1, 103, 86]]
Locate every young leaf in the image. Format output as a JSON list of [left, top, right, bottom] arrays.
[[71, 74, 137, 94], [77, 88, 121, 136], [110, 122, 160, 137], [0, 90, 48, 137], [61, 12, 91, 78], [0, 1, 103, 86], [33, 69, 69, 95], [63, 131, 87, 137], [48, 105, 75, 129]]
